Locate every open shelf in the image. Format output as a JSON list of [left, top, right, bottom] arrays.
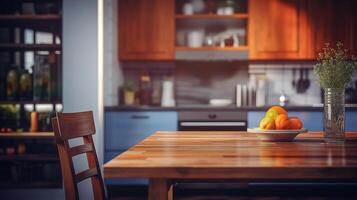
[[0, 181, 62, 189], [0, 100, 62, 104], [176, 13, 248, 19], [0, 14, 61, 21], [176, 46, 249, 51], [0, 132, 54, 139], [0, 154, 58, 162], [175, 0, 249, 53], [0, 44, 61, 51]]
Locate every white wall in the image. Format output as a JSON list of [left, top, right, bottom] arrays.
[[104, 0, 123, 106], [62, 0, 103, 199]]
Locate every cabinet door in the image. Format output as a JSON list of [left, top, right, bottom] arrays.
[[305, 0, 357, 58], [249, 0, 307, 59], [304, 0, 336, 59], [105, 111, 177, 151], [334, 0, 357, 56], [118, 0, 175, 60]]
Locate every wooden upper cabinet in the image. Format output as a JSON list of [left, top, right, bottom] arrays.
[[118, 0, 175, 60], [334, 0, 357, 56], [249, 0, 307, 60], [303, 0, 334, 59], [304, 0, 357, 59]]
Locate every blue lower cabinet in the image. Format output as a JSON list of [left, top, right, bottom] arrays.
[[104, 111, 177, 185], [346, 112, 357, 131], [105, 111, 178, 151]]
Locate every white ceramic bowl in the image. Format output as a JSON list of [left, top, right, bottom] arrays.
[[209, 99, 233, 107], [247, 128, 308, 142]]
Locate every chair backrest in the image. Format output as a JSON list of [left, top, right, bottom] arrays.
[[52, 111, 105, 200]]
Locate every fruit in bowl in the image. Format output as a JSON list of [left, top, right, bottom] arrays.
[[259, 106, 303, 130], [259, 117, 275, 130]]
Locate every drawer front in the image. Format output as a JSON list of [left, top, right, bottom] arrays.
[[105, 111, 177, 151]]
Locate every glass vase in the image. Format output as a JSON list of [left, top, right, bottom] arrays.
[[324, 88, 345, 143]]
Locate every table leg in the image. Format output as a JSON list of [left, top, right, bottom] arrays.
[[148, 178, 173, 200]]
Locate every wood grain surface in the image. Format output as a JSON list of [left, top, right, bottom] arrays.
[[104, 131, 357, 180], [104, 131, 357, 199]]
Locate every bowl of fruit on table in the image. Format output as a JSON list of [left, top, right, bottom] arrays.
[[247, 106, 307, 142]]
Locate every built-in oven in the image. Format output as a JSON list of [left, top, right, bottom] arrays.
[[178, 111, 247, 131]]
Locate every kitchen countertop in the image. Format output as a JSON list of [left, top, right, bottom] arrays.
[[105, 104, 357, 112]]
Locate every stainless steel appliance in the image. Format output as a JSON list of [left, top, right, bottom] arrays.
[[178, 110, 247, 131]]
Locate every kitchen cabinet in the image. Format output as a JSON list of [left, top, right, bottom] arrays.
[[329, 0, 357, 56], [118, 0, 175, 60], [303, 0, 335, 59], [105, 111, 177, 151], [104, 111, 177, 185], [304, 0, 357, 58], [248, 0, 308, 60]]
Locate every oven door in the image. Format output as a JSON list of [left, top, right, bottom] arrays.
[[178, 121, 247, 131], [178, 111, 248, 131]]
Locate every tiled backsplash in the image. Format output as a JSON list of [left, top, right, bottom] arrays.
[[175, 62, 248, 105], [118, 61, 357, 107], [249, 64, 322, 106]]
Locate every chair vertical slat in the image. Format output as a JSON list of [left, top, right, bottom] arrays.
[[84, 135, 106, 200]]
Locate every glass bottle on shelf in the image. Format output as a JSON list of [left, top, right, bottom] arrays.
[[0, 64, 8, 101], [33, 54, 51, 101], [139, 73, 152, 105], [19, 69, 33, 101], [49, 52, 59, 101], [6, 64, 19, 101]]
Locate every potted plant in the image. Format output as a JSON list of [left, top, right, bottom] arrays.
[[314, 42, 357, 142], [122, 81, 136, 106]]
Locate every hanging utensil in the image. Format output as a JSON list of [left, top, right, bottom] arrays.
[[305, 68, 310, 91], [292, 68, 296, 88], [297, 68, 304, 93]]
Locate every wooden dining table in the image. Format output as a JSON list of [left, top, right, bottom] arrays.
[[104, 131, 357, 200]]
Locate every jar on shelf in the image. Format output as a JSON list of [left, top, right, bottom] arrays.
[[19, 69, 33, 101], [6, 65, 19, 101], [34, 54, 51, 101], [139, 74, 152, 105]]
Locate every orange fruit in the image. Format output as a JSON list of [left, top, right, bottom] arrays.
[[275, 114, 290, 129], [268, 106, 288, 116], [289, 117, 303, 129], [259, 117, 276, 130]]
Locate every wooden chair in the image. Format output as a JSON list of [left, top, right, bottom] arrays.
[[52, 111, 106, 200]]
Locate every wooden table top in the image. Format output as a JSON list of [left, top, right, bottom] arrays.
[[104, 131, 357, 181]]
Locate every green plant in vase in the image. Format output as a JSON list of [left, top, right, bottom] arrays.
[[314, 42, 357, 142], [123, 81, 136, 106]]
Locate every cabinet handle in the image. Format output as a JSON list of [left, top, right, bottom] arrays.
[[208, 114, 217, 119], [131, 115, 150, 119]]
